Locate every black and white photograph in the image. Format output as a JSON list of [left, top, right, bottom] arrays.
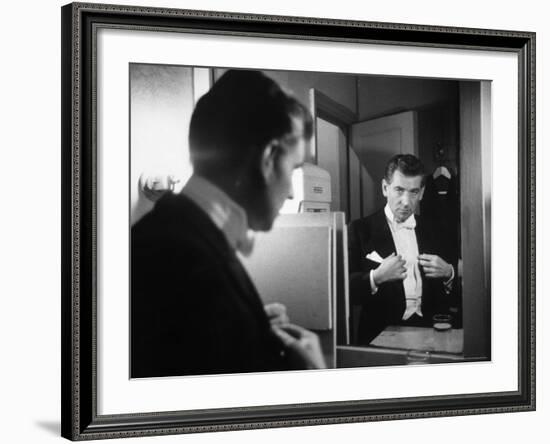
[[129, 64, 491, 377], [53, 1, 538, 441], [3, 0, 549, 439]]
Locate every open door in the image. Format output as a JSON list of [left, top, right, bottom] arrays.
[[350, 111, 418, 217]]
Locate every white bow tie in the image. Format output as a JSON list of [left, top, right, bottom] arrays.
[[392, 218, 416, 231]]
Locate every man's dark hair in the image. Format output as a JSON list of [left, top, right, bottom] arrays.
[[384, 154, 426, 185], [189, 69, 313, 176]]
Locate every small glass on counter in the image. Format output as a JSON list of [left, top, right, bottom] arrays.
[[432, 314, 453, 331]]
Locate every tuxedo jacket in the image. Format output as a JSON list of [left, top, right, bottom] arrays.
[[131, 193, 288, 377], [348, 209, 458, 345]]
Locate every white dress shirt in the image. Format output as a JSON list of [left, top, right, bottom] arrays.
[[369, 204, 454, 320], [181, 175, 255, 256], [369, 205, 423, 320], [384, 205, 423, 320]]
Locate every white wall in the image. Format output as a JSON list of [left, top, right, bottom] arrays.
[[1, 2, 547, 444], [130, 64, 194, 224]]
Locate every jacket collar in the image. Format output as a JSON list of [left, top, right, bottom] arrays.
[[384, 204, 416, 230]]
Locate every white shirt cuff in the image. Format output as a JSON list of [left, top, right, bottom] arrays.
[[369, 270, 379, 294], [443, 265, 455, 293]]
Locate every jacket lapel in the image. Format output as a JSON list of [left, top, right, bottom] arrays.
[[371, 209, 396, 259], [160, 193, 269, 323], [414, 215, 424, 253]]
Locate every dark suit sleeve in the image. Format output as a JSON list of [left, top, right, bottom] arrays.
[[417, 216, 461, 319], [348, 219, 382, 306], [131, 236, 287, 378]]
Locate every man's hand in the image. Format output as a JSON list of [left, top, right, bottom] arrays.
[[264, 303, 289, 327], [272, 323, 326, 369], [372, 253, 407, 285], [418, 254, 453, 279]]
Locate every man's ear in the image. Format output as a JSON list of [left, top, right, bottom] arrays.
[[260, 140, 279, 183], [418, 185, 425, 201], [381, 178, 389, 197]]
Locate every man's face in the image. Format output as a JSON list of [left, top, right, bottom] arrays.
[[382, 169, 424, 223], [251, 118, 306, 231]]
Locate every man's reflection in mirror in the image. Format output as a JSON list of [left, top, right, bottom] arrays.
[[348, 154, 459, 345]]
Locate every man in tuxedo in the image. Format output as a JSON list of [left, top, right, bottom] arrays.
[[348, 154, 457, 345], [131, 70, 325, 377]]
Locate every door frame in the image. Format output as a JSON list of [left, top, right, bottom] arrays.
[[310, 88, 358, 220]]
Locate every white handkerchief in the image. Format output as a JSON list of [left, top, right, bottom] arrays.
[[366, 250, 384, 263]]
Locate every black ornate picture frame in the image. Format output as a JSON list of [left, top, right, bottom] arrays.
[[61, 2, 535, 440]]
